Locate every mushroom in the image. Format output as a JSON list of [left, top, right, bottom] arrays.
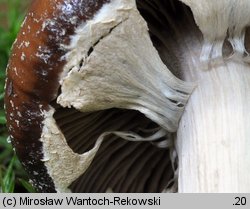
[[4, 0, 250, 192]]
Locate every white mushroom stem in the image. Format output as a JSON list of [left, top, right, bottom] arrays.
[[177, 61, 250, 192], [176, 0, 250, 192]]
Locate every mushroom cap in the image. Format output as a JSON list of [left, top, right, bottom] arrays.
[[5, 0, 197, 192]]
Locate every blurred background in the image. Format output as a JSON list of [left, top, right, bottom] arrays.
[[0, 0, 35, 192]]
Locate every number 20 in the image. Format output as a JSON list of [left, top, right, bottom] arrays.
[[235, 197, 246, 206]]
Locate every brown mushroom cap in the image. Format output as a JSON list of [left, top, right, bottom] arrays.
[[5, 0, 197, 192], [5, 0, 111, 192]]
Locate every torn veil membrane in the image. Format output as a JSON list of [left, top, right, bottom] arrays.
[[41, 0, 194, 192]]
